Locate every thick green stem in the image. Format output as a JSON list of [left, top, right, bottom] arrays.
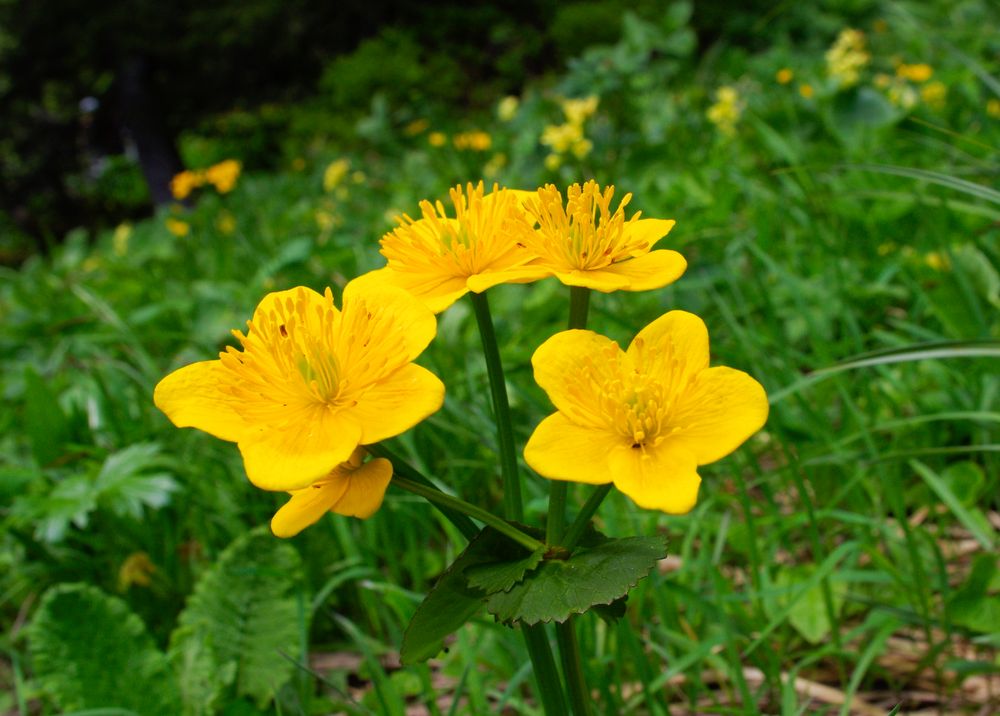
[[562, 484, 613, 550], [568, 286, 591, 330], [392, 476, 544, 552], [470, 291, 523, 522], [556, 620, 592, 716], [522, 624, 569, 716]]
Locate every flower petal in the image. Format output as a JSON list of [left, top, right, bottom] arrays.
[[608, 443, 701, 514], [601, 250, 687, 291], [330, 457, 393, 518], [627, 310, 709, 378], [354, 266, 469, 314], [524, 413, 621, 484], [270, 478, 350, 538], [465, 265, 553, 293], [251, 285, 334, 330], [550, 268, 631, 292], [626, 218, 676, 251], [350, 364, 445, 444], [342, 278, 438, 362], [153, 360, 247, 441], [532, 329, 622, 423], [667, 366, 769, 464], [239, 408, 362, 491]]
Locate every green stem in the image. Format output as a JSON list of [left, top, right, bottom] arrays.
[[556, 620, 592, 716], [368, 444, 478, 541], [562, 484, 613, 550], [392, 476, 544, 553], [470, 291, 523, 522], [522, 624, 570, 715], [568, 285, 590, 330]]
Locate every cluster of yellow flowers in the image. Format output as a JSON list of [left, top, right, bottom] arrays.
[[452, 130, 493, 151], [170, 159, 242, 200], [826, 28, 869, 88], [541, 96, 598, 170], [874, 61, 945, 110], [706, 86, 742, 136], [156, 181, 767, 536]]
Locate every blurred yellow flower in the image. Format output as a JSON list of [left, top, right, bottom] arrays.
[[315, 209, 336, 231], [205, 159, 241, 193], [483, 152, 507, 178], [799, 83, 815, 99], [924, 251, 949, 271], [271, 448, 393, 537], [112, 223, 131, 256], [888, 81, 918, 109], [561, 95, 599, 125], [170, 170, 203, 200], [118, 552, 156, 591], [988, 99, 1000, 118], [776, 68, 794, 84], [357, 182, 547, 313], [404, 118, 429, 135], [166, 218, 190, 237], [453, 130, 492, 151], [498, 95, 520, 121], [920, 81, 947, 109], [154, 283, 444, 493], [524, 311, 768, 514], [428, 132, 447, 147], [544, 153, 562, 171], [707, 86, 742, 135], [541, 123, 584, 153], [518, 181, 683, 293], [323, 158, 350, 192], [826, 28, 869, 87], [896, 63, 933, 82]]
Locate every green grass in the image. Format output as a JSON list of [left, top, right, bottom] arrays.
[[2, 2, 999, 714]]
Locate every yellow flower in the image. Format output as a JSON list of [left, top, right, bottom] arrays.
[[826, 28, 869, 87], [524, 311, 768, 513], [571, 138, 593, 159], [404, 118, 429, 135], [453, 130, 492, 151], [541, 123, 583, 153], [896, 63, 933, 83], [920, 81, 947, 109], [888, 81, 918, 109], [113, 223, 131, 256], [776, 68, 794, 84], [544, 153, 562, 171], [498, 95, 520, 121], [165, 218, 190, 237], [924, 251, 949, 271], [204, 159, 241, 193], [519, 181, 684, 293], [271, 448, 393, 537], [707, 86, 742, 136], [170, 170, 203, 200], [323, 158, 350, 192], [154, 282, 444, 493], [483, 152, 507, 179], [428, 132, 447, 147], [799, 83, 814, 99], [561, 95, 599, 125], [118, 552, 156, 591], [988, 99, 1000, 118]]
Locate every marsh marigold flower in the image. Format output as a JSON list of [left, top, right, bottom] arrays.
[[271, 448, 393, 537], [519, 181, 684, 292], [357, 182, 548, 313], [170, 170, 203, 200], [826, 28, 869, 87], [524, 311, 768, 513], [776, 68, 794, 85], [154, 282, 444, 494]]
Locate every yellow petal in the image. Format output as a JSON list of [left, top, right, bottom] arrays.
[[524, 413, 621, 484], [667, 366, 769, 464], [251, 285, 333, 329], [270, 478, 350, 538], [601, 250, 687, 291], [531, 329, 622, 423], [350, 364, 445, 444], [608, 443, 701, 514], [153, 360, 246, 441], [353, 267, 469, 314], [342, 278, 437, 362], [626, 218, 676, 251], [330, 457, 393, 518], [465, 265, 553, 293], [627, 310, 709, 378], [239, 408, 362, 491], [550, 268, 631, 292]]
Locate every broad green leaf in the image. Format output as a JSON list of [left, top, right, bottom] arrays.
[[766, 567, 847, 644], [465, 547, 545, 594], [949, 555, 1000, 634], [484, 536, 667, 625], [169, 528, 305, 712], [28, 583, 181, 715]]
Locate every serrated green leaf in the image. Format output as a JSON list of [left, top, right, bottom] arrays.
[[28, 583, 181, 715], [401, 527, 530, 665], [485, 536, 667, 625], [465, 547, 545, 594], [169, 528, 305, 712]]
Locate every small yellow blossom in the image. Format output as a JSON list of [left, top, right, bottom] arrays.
[[826, 28, 869, 87], [204, 159, 241, 193], [118, 552, 156, 591], [483, 152, 507, 179], [776, 68, 794, 84], [323, 159, 350, 192], [166, 218, 190, 237], [924, 251, 949, 271], [896, 63, 933, 83], [799, 84, 815, 99], [541, 123, 584, 153], [170, 170, 203, 200], [216, 211, 236, 235], [920, 81, 947, 109], [113, 223, 131, 256], [154, 283, 445, 494], [356, 182, 547, 313], [524, 311, 768, 513], [428, 132, 447, 147], [707, 86, 742, 136], [404, 118, 429, 136], [518, 181, 684, 293], [544, 153, 562, 171], [498, 95, 520, 121], [888, 81, 918, 109], [315, 210, 336, 231], [988, 99, 1000, 118], [571, 138, 593, 159], [561, 95, 599, 125], [453, 130, 492, 151]]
